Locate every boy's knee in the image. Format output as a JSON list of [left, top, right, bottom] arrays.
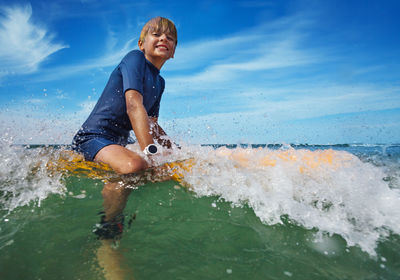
[[114, 158, 147, 175]]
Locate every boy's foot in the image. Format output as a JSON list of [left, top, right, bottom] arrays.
[[93, 212, 125, 240], [93, 212, 136, 240]]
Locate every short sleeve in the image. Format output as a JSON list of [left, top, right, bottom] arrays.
[[148, 77, 165, 117], [119, 50, 146, 94]]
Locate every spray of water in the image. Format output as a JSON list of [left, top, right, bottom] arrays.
[[0, 141, 66, 213], [0, 141, 399, 256], [178, 145, 400, 256]]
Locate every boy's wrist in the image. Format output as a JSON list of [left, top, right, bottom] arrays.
[[143, 143, 159, 155]]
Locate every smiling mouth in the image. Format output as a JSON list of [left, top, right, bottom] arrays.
[[156, 45, 169, 50]]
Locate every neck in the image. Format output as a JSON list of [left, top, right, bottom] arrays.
[[144, 54, 166, 70]]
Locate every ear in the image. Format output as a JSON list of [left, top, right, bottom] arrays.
[[138, 40, 144, 52]]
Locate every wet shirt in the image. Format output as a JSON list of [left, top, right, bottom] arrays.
[[76, 50, 165, 142]]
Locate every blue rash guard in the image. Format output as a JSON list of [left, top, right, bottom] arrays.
[[72, 50, 165, 161]]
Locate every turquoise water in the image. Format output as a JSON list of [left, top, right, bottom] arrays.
[[1, 143, 400, 279]]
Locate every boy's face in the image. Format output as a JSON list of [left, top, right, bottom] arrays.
[[138, 30, 176, 68]]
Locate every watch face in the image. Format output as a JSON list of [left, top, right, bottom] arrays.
[[148, 144, 158, 154]]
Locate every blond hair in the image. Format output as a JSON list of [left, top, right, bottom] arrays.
[[139, 17, 178, 45]]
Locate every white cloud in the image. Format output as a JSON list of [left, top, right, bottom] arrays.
[[158, 11, 399, 130], [26, 11, 314, 85], [2, 7, 396, 145], [164, 34, 259, 71], [163, 23, 318, 96], [0, 4, 67, 76], [173, 37, 314, 83], [30, 37, 136, 82]]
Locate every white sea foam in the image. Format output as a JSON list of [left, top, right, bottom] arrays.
[[177, 145, 400, 256], [0, 140, 399, 256], [0, 142, 66, 213]]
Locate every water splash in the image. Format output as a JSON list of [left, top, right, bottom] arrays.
[[0, 142, 66, 213], [179, 146, 400, 256], [0, 141, 399, 257]]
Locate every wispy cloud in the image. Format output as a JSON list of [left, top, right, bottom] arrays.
[[0, 4, 67, 76], [163, 15, 319, 96], [167, 36, 316, 90], [30, 37, 136, 82], [0, 1, 399, 145], [23, 11, 314, 85], [158, 9, 400, 134]]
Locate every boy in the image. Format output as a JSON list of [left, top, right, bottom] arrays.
[[72, 17, 177, 239]]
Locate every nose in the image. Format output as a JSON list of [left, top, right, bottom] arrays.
[[159, 33, 167, 41]]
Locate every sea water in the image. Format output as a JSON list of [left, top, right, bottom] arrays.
[[0, 142, 399, 279]]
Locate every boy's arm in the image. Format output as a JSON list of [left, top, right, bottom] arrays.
[[125, 89, 154, 150], [149, 117, 174, 149]]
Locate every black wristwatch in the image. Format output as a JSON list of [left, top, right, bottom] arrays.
[[143, 144, 158, 155]]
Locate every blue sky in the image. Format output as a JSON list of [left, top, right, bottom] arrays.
[[0, 0, 399, 144]]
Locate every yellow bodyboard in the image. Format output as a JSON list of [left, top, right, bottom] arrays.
[[46, 150, 193, 182], [46, 148, 348, 183]]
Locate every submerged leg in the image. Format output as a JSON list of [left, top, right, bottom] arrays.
[[88, 145, 144, 279], [95, 144, 147, 219], [101, 182, 132, 222], [97, 239, 134, 280], [92, 144, 146, 240]]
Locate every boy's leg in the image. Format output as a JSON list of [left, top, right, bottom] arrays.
[[95, 144, 148, 222], [101, 182, 132, 222], [95, 144, 148, 175]]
